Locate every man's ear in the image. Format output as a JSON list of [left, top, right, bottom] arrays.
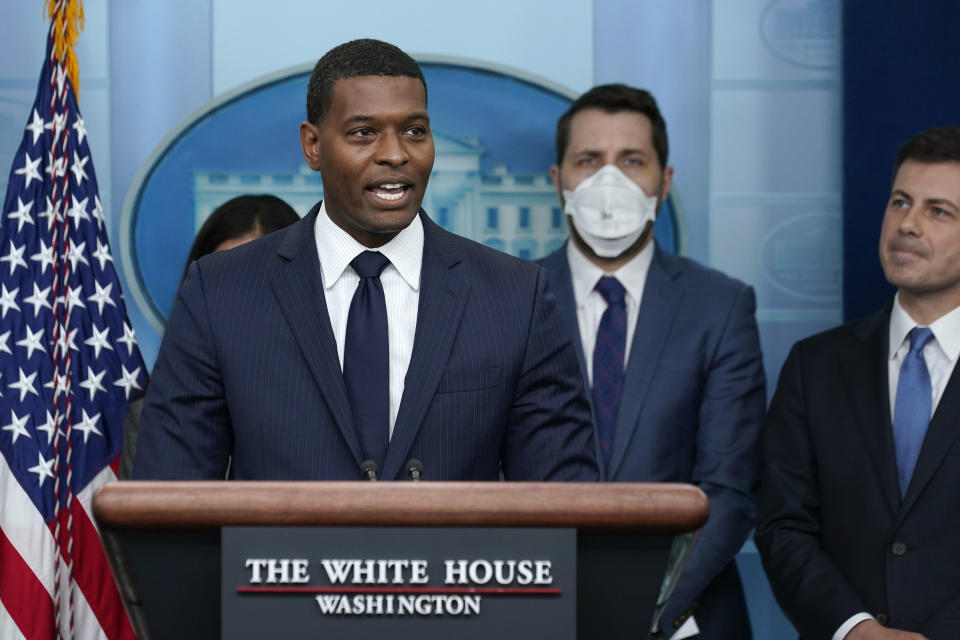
[[300, 121, 322, 171], [660, 165, 674, 201], [550, 164, 564, 203]]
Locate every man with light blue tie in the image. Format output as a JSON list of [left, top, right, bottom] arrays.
[[537, 84, 766, 638], [757, 126, 960, 640]]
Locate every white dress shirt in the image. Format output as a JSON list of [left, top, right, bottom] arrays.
[[567, 239, 655, 385], [314, 203, 423, 437], [887, 294, 960, 420], [569, 240, 699, 640], [834, 295, 960, 640]]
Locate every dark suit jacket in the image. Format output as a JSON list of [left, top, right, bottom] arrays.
[[756, 306, 960, 639], [538, 244, 765, 638], [134, 206, 598, 481]]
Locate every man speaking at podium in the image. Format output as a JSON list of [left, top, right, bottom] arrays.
[[134, 39, 597, 482]]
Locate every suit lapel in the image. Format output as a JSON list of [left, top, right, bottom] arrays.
[[898, 349, 960, 523], [538, 246, 599, 470], [608, 247, 683, 479], [538, 247, 590, 394], [841, 307, 900, 515], [270, 204, 363, 467], [381, 216, 470, 479]]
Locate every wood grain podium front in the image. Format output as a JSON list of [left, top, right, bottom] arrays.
[[93, 482, 707, 639]]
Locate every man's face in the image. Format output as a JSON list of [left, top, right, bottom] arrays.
[[550, 108, 673, 259], [551, 108, 672, 208], [300, 75, 434, 247], [879, 160, 960, 316]]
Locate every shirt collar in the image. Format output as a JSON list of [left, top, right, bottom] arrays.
[[889, 293, 960, 362], [930, 301, 960, 362], [314, 201, 423, 291], [567, 237, 655, 304]]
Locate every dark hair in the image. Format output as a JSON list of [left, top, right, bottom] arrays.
[[182, 194, 300, 282], [893, 126, 960, 180], [555, 84, 668, 168], [306, 38, 427, 124]]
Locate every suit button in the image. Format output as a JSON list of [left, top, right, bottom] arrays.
[[891, 542, 907, 556], [876, 613, 889, 625]]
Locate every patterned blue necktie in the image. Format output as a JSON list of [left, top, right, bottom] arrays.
[[892, 327, 934, 497], [593, 276, 627, 470], [343, 251, 391, 469]]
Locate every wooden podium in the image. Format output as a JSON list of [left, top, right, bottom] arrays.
[[93, 482, 707, 639]]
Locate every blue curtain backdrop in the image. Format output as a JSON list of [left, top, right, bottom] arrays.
[[843, 2, 960, 320]]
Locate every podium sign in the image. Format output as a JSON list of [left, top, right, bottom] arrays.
[[221, 527, 575, 640], [93, 482, 709, 639]]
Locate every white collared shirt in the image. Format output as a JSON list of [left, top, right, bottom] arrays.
[[887, 294, 960, 420], [567, 239, 655, 384], [568, 239, 691, 640], [834, 295, 960, 640], [314, 202, 423, 437]]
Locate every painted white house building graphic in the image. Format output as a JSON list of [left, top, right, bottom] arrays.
[[193, 131, 568, 261]]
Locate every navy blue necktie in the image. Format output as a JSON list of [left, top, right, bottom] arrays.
[[593, 276, 627, 470], [892, 327, 934, 497], [343, 251, 391, 469]]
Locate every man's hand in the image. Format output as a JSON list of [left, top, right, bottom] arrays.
[[847, 619, 928, 640]]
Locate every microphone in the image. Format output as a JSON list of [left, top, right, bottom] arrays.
[[360, 460, 378, 481], [405, 459, 424, 481]]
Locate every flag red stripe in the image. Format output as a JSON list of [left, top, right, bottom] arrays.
[[65, 499, 136, 640], [3, 9, 145, 640], [0, 524, 55, 640]]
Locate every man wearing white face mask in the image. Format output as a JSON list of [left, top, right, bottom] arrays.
[[538, 85, 766, 639]]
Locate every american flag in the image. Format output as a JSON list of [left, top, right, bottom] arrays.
[[0, 3, 144, 639]]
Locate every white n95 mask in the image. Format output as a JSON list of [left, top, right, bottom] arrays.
[[563, 164, 658, 258]]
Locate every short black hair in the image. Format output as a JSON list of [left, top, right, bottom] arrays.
[[182, 194, 300, 282], [555, 84, 668, 168], [306, 38, 427, 124], [893, 125, 960, 181]]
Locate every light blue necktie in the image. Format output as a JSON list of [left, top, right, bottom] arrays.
[[892, 327, 934, 497]]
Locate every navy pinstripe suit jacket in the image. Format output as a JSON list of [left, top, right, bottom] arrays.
[[134, 205, 598, 481]]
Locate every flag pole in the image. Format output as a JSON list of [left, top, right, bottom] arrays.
[[46, 2, 82, 636]]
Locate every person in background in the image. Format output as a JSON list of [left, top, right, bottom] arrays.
[[119, 193, 300, 479], [757, 126, 960, 640], [538, 84, 766, 639], [180, 194, 301, 282]]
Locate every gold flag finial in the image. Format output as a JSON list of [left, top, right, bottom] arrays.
[[45, 0, 86, 98]]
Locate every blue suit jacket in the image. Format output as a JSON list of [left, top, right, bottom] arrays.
[[757, 306, 960, 639], [539, 244, 765, 638], [134, 206, 598, 481]]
